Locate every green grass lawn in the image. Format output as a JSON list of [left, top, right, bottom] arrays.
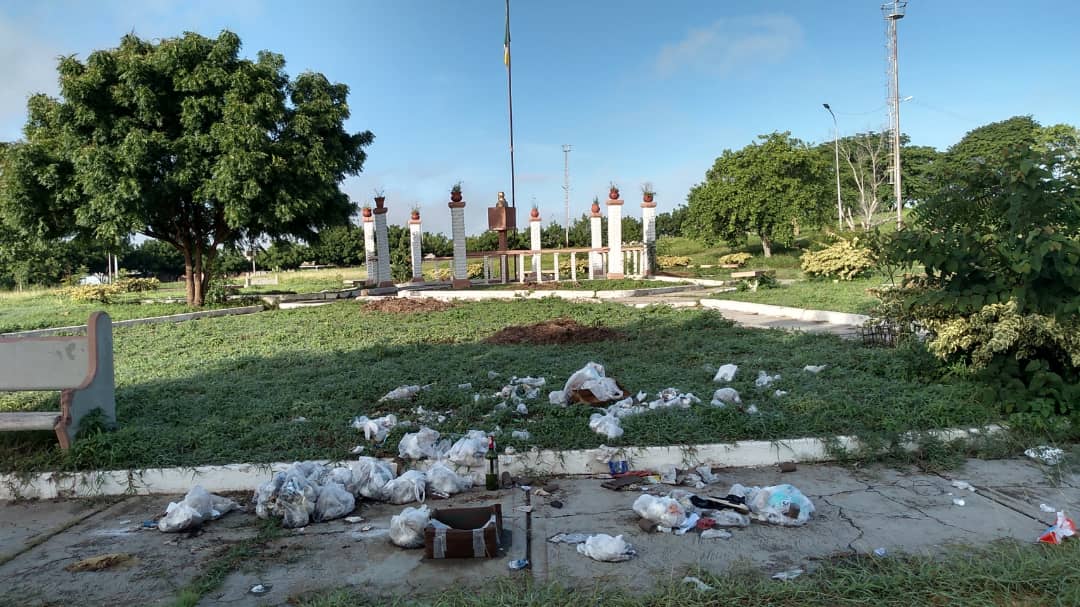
[[708, 278, 886, 315], [0, 299, 998, 473], [0, 290, 235, 333], [475, 279, 686, 291]]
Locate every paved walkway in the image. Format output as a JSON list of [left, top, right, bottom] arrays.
[[1, 457, 1074, 606]]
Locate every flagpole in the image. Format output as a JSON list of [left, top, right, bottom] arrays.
[[505, 0, 516, 208]]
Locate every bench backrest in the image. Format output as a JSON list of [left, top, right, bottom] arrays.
[[0, 312, 106, 391]]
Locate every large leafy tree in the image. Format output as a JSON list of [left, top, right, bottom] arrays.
[[0, 31, 373, 305], [687, 132, 828, 256]]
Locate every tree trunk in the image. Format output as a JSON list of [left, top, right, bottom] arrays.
[[760, 235, 772, 258], [182, 247, 196, 306]]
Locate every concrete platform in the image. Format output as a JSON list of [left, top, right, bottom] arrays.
[[0, 457, 1074, 606]]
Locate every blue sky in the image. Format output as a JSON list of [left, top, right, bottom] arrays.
[[1, 0, 1077, 235]]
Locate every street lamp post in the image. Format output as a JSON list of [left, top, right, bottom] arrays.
[[822, 103, 843, 230]]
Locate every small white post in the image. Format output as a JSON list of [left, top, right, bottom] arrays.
[[570, 252, 578, 282], [529, 209, 542, 282], [607, 191, 624, 279], [408, 210, 423, 283], [553, 252, 560, 282], [589, 200, 603, 279], [449, 195, 469, 288], [362, 209, 377, 285]]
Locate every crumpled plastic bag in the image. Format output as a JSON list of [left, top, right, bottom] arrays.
[[328, 466, 360, 497], [425, 462, 474, 495], [563, 362, 625, 404], [803, 365, 826, 374], [576, 533, 635, 562], [354, 456, 395, 500], [277, 475, 316, 528], [1025, 446, 1066, 466], [158, 485, 238, 533], [380, 385, 423, 401], [1038, 511, 1076, 544], [255, 473, 286, 519], [711, 509, 751, 527], [314, 482, 356, 522], [398, 427, 442, 460], [589, 412, 624, 439], [383, 469, 427, 504], [731, 483, 814, 526], [351, 413, 398, 442], [445, 430, 489, 467], [647, 388, 699, 410], [755, 371, 780, 388], [713, 364, 738, 382], [633, 494, 686, 528], [389, 504, 431, 548], [710, 387, 741, 407]]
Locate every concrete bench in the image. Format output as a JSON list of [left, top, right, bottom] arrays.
[[730, 270, 773, 279], [0, 312, 116, 449]]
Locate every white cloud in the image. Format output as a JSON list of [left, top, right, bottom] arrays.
[[0, 15, 63, 139], [654, 14, 803, 78]]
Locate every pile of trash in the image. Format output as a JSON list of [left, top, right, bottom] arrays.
[[252, 456, 475, 529], [632, 483, 815, 536]]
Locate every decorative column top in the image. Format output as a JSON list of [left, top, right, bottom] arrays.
[[448, 199, 466, 209], [409, 210, 421, 225], [590, 200, 602, 218], [362, 207, 374, 222], [529, 208, 541, 222], [641, 200, 657, 209], [606, 197, 624, 207], [373, 206, 388, 215]]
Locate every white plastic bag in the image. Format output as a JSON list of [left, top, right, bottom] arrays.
[[563, 362, 624, 403], [710, 387, 741, 407], [576, 534, 635, 562], [159, 485, 238, 532], [380, 385, 422, 401], [255, 473, 286, 519], [425, 462, 474, 495], [314, 482, 356, 522], [711, 510, 751, 527], [713, 364, 738, 382], [398, 427, 441, 460], [354, 457, 395, 500], [735, 483, 815, 526], [383, 469, 427, 504], [589, 412, 624, 439], [277, 476, 314, 528], [329, 466, 359, 497], [803, 365, 827, 374], [445, 430, 489, 466], [632, 494, 686, 528], [389, 504, 431, 548], [755, 371, 780, 388], [351, 413, 397, 442]]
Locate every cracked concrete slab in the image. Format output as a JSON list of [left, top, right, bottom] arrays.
[[0, 457, 1072, 606]]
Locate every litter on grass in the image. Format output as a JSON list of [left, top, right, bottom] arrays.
[[772, 569, 804, 581], [589, 412, 624, 439], [1024, 446, 1066, 465], [562, 362, 626, 405], [379, 384, 428, 402], [803, 365, 827, 374], [683, 576, 714, 591], [351, 414, 398, 442], [1038, 511, 1076, 544], [713, 364, 738, 383], [398, 427, 443, 460], [710, 388, 741, 407], [755, 371, 780, 388], [445, 430, 489, 466]]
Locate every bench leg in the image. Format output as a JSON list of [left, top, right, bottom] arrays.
[[54, 390, 73, 450]]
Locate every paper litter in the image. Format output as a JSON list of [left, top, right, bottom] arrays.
[[713, 364, 738, 383]]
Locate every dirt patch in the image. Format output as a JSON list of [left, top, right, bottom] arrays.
[[484, 318, 624, 345], [361, 298, 454, 313]]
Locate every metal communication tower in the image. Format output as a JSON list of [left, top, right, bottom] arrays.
[[883, 1, 907, 229], [562, 144, 572, 246]]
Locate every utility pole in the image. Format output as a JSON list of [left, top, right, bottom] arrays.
[[883, 1, 907, 230], [822, 104, 843, 230], [562, 144, 572, 246]]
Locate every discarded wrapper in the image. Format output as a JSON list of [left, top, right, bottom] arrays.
[[1038, 511, 1076, 545]]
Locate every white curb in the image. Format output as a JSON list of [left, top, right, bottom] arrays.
[[0, 425, 1002, 501], [700, 299, 869, 326]]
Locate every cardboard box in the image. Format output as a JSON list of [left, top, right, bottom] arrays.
[[424, 504, 504, 559]]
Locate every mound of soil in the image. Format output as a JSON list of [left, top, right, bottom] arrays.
[[485, 318, 624, 345], [361, 298, 454, 313]]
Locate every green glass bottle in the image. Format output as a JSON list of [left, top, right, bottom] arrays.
[[485, 436, 499, 490]]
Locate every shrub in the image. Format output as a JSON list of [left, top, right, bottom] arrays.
[[657, 255, 692, 268], [718, 252, 752, 267], [60, 283, 123, 303], [114, 277, 161, 293], [558, 256, 589, 277], [800, 238, 875, 280], [423, 264, 484, 282]]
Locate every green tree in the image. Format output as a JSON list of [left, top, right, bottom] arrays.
[[0, 31, 373, 305], [687, 132, 828, 257], [655, 205, 689, 238]]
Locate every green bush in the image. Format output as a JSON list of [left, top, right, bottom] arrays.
[[558, 256, 589, 277], [718, 252, 752, 267], [800, 237, 875, 280]]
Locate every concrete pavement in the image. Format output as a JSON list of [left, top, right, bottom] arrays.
[[1, 457, 1075, 606]]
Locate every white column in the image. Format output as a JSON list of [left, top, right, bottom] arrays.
[[641, 200, 657, 277], [409, 214, 423, 283], [449, 199, 469, 288], [589, 203, 603, 280], [570, 252, 578, 282], [363, 212, 377, 286], [553, 253, 560, 282], [607, 197, 624, 278], [374, 207, 393, 288], [518, 254, 525, 283], [529, 213, 542, 282]]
